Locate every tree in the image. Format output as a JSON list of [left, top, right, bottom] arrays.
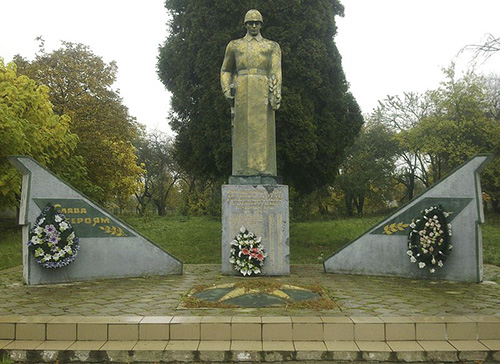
[[411, 66, 496, 181], [335, 120, 398, 216], [0, 59, 88, 209], [157, 0, 363, 193], [135, 130, 180, 216], [374, 92, 434, 200], [14, 42, 143, 205], [461, 33, 500, 62]]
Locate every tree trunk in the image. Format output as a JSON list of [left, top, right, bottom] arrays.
[[355, 194, 365, 216], [345, 193, 354, 217]]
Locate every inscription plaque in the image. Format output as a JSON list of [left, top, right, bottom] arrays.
[[222, 185, 290, 275]]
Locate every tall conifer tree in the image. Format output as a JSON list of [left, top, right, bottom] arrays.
[[158, 0, 363, 193]]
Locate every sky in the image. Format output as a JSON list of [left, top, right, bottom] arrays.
[[1, 0, 500, 134]]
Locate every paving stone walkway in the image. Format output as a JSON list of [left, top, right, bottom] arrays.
[[1, 264, 499, 317]]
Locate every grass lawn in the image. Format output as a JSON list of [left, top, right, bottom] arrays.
[[0, 219, 23, 271], [1, 213, 500, 270]]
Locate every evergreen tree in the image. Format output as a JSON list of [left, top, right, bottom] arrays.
[[158, 0, 363, 193]]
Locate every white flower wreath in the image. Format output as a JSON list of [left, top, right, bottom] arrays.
[[229, 226, 266, 276], [28, 204, 80, 268], [407, 204, 452, 273]]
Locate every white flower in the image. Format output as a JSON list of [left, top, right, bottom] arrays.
[[410, 256, 417, 263], [406, 250, 413, 257], [32, 236, 42, 245], [35, 226, 44, 235], [430, 268, 436, 273], [438, 260, 444, 267], [409, 222, 416, 229], [419, 262, 426, 269], [59, 221, 69, 232], [240, 226, 246, 233], [55, 215, 63, 223]]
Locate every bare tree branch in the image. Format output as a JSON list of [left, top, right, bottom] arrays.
[[459, 33, 500, 62]]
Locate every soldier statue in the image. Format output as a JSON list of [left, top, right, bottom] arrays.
[[221, 9, 282, 177]]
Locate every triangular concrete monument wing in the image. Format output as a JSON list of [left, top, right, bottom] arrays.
[[10, 156, 182, 285], [323, 154, 492, 282]]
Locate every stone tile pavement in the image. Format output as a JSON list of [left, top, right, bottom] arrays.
[[1, 264, 499, 317]]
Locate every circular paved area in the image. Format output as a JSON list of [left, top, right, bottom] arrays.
[[0, 264, 499, 317]]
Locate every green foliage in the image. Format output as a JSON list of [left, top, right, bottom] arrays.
[[135, 130, 180, 216], [178, 179, 222, 217], [0, 59, 87, 209], [0, 219, 22, 271], [375, 66, 500, 209], [158, 0, 363, 193], [0, 355, 13, 364], [374, 92, 434, 201], [14, 42, 144, 205], [483, 213, 500, 266], [335, 120, 398, 216]]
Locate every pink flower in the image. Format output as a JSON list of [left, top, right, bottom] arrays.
[[256, 253, 264, 261], [241, 248, 250, 256]]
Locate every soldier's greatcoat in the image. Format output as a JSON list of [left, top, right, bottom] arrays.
[[221, 33, 282, 176]]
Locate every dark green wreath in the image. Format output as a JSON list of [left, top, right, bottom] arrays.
[[27, 204, 80, 268], [407, 204, 452, 273]]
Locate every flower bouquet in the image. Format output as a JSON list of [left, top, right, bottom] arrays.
[[27, 204, 80, 268], [407, 204, 452, 273], [229, 226, 266, 276]]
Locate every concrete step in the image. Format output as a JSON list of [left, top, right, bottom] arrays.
[[1, 315, 500, 362]]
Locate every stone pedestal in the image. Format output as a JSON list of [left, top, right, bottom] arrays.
[[222, 184, 290, 276]]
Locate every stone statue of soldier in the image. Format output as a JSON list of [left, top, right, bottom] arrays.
[[221, 9, 282, 178]]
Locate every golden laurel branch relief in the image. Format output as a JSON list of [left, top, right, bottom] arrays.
[[383, 222, 410, 235], [99, 225, 126, 237]]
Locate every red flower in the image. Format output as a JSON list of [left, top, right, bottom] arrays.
[[251, 247, 259, 253], [241, 248, 250, 255], [256, 253, 264, 261]]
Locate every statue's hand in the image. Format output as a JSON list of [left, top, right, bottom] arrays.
[[270, 93, 281, 110], [268, 75, 281, 110]]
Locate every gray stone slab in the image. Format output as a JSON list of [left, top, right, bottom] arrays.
[[9, 156, 182, 285], [222, 184, 290, 276], [324, 154, 492, 282]]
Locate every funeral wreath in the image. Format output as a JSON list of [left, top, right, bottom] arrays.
[[27, 204, 80, 268], [229, 226, 266, 276], [407, 204, 452, 273]]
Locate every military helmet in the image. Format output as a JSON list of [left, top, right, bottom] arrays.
[[244, 9, 263, 24]]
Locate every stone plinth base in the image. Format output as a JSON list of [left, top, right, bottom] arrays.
[[229, 175, 282, 185], [222, 184, 290, 276]]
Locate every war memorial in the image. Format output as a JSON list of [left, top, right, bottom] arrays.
[[1, 9, 500, 364]]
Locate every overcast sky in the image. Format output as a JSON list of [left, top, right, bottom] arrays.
[[1, 0, 499, 134]]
